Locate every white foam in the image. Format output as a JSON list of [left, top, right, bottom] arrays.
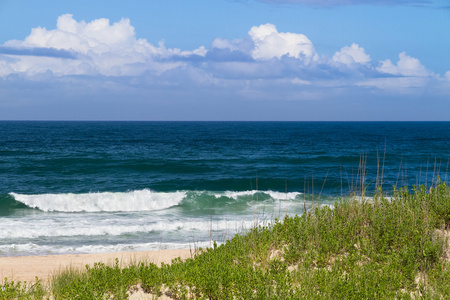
[[3, 188, 310, 257], [0, 217, 257, 239], [74, 241, 214, 253], [216, 190, 257, 199], [10, 189, 304, 213], [9, 189, 186, 212], [266, 191, 302, 201], [217, 190, 301, 201], [0, 241, 214, 256]]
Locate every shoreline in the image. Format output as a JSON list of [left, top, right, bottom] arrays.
[[0, 249, 193, 284]]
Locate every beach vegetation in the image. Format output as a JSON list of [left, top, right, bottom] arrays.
[[2, 181, 450, 299], [0, 277, 45, 300]]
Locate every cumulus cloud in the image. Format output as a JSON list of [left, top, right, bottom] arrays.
[[377, 52, 430, 77], [209, 37, 254, 62], [248, 24, 317, 62], [0, 14, 443, 99], [6, 14, 148, 56], [333, 43, 370, 65], [1, 14, 205, 77]]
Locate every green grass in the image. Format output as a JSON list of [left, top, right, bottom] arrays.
[[3, 181, 450, 299]]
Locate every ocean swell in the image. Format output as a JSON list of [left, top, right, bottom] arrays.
[[9, 189, 186, 212], [9, 189, 304, 213]]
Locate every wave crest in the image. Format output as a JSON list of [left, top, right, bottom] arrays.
[[9, 189, 305, 213], [9, 189, 186, 212]]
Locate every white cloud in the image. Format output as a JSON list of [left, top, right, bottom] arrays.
[[445, 71, 450, 81], [209, 37, 256, 61], [1, 14, 206, 77], [211, 38, 239, 51], [8, 14, 139, 55], [248, 23, 317, 62], [0, 57, 15, 77], [377, 52, 430, 77], [0, 14, 444, 100], [333, 43, 370, 65]]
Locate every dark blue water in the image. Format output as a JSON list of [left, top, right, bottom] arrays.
[[0, 121, 449, 256]]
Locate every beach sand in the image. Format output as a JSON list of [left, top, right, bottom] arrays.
[[0, 249, 193, 284]]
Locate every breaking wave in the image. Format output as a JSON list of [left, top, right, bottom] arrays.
[[9, 189, 186, 212], [8, 189, 303, 213]]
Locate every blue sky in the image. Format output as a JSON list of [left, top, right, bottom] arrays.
[[0, 0, 449, 120]]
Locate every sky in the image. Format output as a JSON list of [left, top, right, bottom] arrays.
[[0, 0, 449, 121]]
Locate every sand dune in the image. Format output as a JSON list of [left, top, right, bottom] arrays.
[[0, 249, 193, 283]]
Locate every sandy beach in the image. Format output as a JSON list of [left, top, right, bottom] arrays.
[[0, 249, 193, 284]]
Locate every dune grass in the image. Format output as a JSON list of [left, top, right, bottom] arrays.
[[2, 180, 450, 299]]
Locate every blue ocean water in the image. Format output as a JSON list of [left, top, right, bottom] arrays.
[[0, 121, 449, 256]]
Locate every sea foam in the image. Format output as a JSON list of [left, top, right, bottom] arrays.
[[0, 241, 213, 256], [9, 189, 186, 212], [217, 190, 301, 201], [9, 189, 303, 213], [0, 218, 256, 239]]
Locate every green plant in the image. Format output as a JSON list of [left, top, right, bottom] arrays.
[[4, 180, 450, 299]]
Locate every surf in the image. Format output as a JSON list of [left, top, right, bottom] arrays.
[[9, 189, 186, 212], [9, 189, 305, 213]]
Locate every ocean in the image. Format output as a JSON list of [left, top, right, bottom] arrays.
[[0, 121, 449, 256]]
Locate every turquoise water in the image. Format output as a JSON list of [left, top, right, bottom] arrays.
[[0, 121, 449, 256]]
